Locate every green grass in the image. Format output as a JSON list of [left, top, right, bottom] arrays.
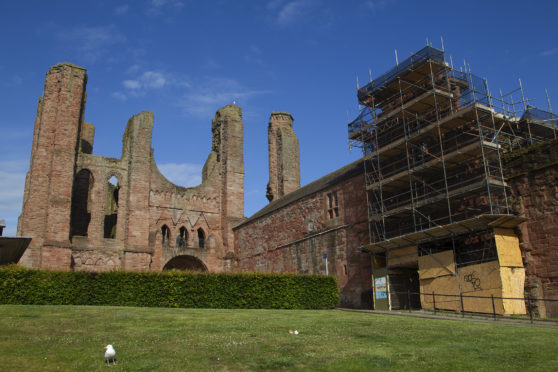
[[0, 305, 557, 371]]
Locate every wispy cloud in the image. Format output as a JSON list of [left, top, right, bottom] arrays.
[[0, 160, 28, 236], [275, 0, 315, 26], [114, 4, 129, 15], [540, 49, 558, 57], [177, 77, 270, 117], [112, 91, 127, 101], [157, 162, 203, 187], [147, 0, 184, 16], [115, 69, 190, 99], [56, 24, 127, 63]]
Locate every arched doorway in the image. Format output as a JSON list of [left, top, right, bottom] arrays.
[[163, 255, 208, 271]]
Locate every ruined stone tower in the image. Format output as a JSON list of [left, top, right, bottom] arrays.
[[18, 63, 88, 268], [18, 63, 244, 272], [266, 112, 300, 202]]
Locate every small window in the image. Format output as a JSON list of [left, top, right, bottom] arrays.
[[327, 191, 339, 219], [177, 226, 187, 248], [198, 228, 205, 249], [161, 225, 170, 246]]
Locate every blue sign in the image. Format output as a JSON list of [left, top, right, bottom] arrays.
[[323, 253, 327, 259], [375, 277, 387, 299]]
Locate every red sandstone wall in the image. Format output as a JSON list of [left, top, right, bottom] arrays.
[[235, 168, 372, 308], [504, 139, 558, 317], [18, 64, 243, 274], [18, 63, 87, 267]]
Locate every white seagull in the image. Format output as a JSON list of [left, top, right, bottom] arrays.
[[104, 344, 116, 365]]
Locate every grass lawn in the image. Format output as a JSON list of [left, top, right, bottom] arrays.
[[0, 305, 556, 371]]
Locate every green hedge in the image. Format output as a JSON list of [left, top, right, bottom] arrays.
[[0, 265, 338, 309]]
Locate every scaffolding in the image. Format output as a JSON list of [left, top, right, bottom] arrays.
[[349, 46, 557, 246], [350, 46, 557, 310]]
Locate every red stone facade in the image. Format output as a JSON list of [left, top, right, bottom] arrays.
[[504, 139, 558, 316], [234, 161, 372, 308], [18, 63, 243, 273]]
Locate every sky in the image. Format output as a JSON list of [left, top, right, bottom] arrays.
[[1, 0, 557, 236]]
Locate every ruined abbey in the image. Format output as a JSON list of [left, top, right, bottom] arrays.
[[16, 47, 558, 313]]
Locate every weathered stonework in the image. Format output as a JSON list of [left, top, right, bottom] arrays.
[[18, 63, 243, 273], [266, 112, 300, 202], [504, 138, 558, 317], [235, 161, 372, 308], [15, 62, 558, 311]]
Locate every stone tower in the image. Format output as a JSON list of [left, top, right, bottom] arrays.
[[18, 63, 88, 269], [213, 105, 245, 252], [266, 112, 300, 202]]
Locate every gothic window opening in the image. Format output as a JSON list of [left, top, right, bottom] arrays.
[[104, 176, 119, 239], [162, 225, 170, 246], [198, 228, 206, 249], [327, 191, 339, 219], [177, 226, 188, 248], [70, 169, 93, 238]]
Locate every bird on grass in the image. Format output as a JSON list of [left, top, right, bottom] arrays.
[[104, 344, 116, 365]]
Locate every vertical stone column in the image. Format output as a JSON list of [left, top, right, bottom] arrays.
[[266, 112, 300, 202], [121, 111, 154, 261], [18, 63, 87, 268], [213, 105, 244, 253]]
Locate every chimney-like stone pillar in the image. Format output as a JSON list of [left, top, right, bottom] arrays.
[[18, 63, 88, 268], [266, 112, 300, 202], [213, 105, 244, 253]]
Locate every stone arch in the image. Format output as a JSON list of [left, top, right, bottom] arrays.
[[163, 255, 208, 271], [197, 227, 206, 249], [177, 226, 188, 248], [161, 224, 171, 246], [70, 168, 94, 238], [104, 174, 120, 239]]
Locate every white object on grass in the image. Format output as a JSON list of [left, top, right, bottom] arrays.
[[104, 344, 116, 365]]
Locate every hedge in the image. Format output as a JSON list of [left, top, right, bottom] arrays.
[[0, 265, 338, 309]]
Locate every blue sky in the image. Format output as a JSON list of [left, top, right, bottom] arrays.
[[1, 0, 557, 236]]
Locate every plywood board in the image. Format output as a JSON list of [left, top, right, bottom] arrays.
[[418, 250, 455, 279], [500, 266, 526, 314], [494, 228, 523, 268], [420, 275, 459, 311], [388, 245, 418, 267], [458, 261, 501, 293], [461, 288, 504, 314]]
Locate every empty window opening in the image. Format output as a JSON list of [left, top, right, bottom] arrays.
[[162, 225, 170, 246], [198, 228, 206, 249], [70, 169, 93, 237], [327, 191, 339, 219], [177, 226, 188, 248], [104, 176, 119, 239]]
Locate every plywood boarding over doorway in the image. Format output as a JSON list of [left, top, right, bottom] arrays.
[[494, 228, 523, 267]]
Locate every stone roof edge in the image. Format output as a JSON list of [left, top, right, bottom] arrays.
[[233, 158, 364, 230]]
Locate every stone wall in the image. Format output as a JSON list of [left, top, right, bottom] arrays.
[[18, 64, 243, 274], [503, 138, 558, 316], [234, 161, 372, 308]]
